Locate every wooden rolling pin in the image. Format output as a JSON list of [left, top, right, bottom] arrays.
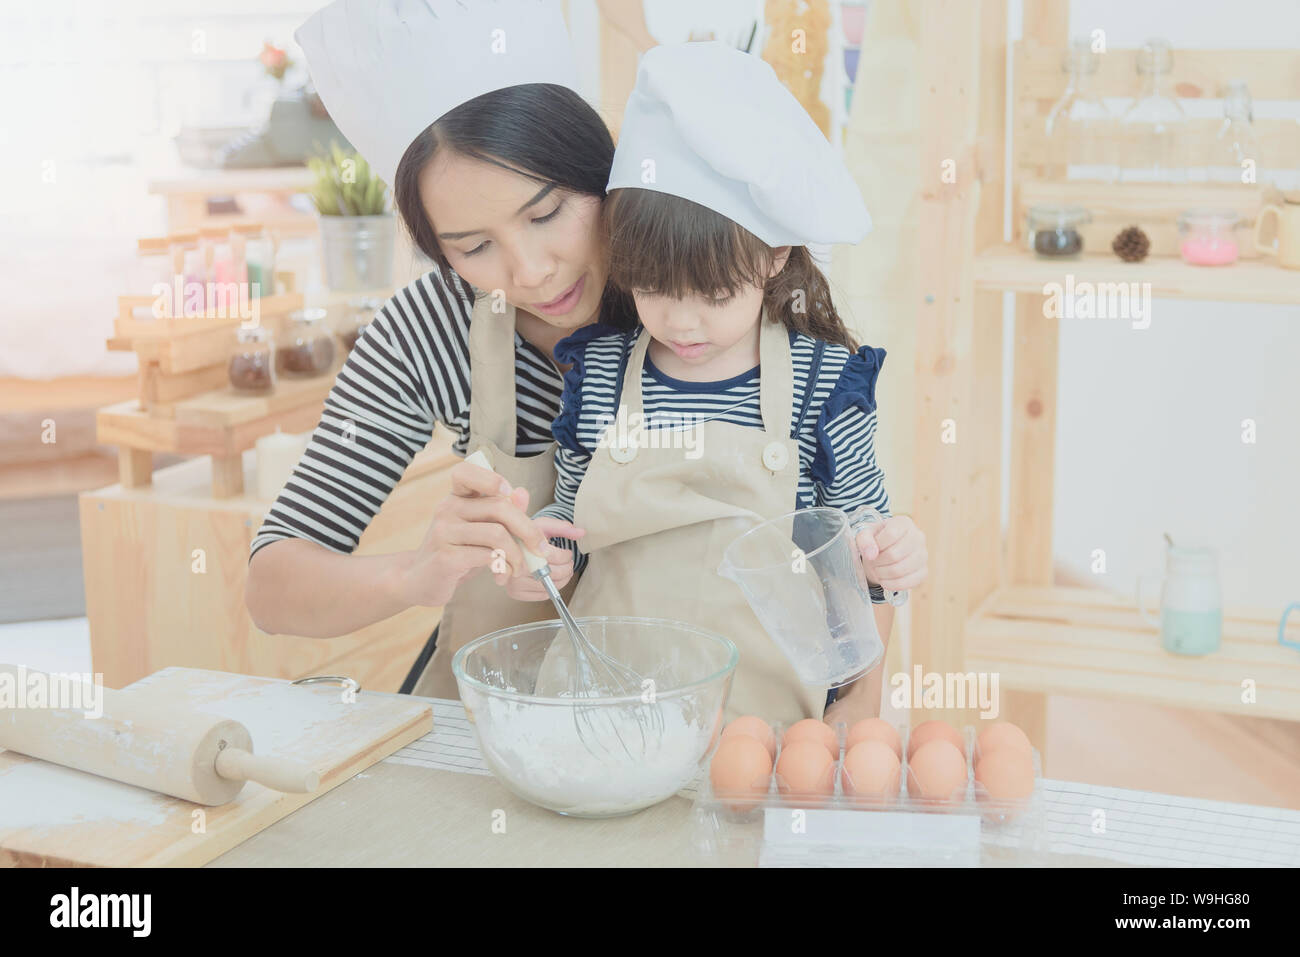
[[0, 665, 320, 806]]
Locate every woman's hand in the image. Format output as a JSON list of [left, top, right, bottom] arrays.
[[855, 515, 928, 593], [503, 517, 581, 600], [395, 458, 585, 607]]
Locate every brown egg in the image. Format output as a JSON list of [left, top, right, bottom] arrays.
[[782, 718, 839, 758], [906, 739, 967, 803], [841, 740, 901, 803], [975, 722, 1033, 763], [846, 718, 902, 760], [721, 715, 776, 760], [709, 735, 774, 810], [906, 719, 965, 760], [775, 740, 836, 800], [975, 748, 1035, 802]]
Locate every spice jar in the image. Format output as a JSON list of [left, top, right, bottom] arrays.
[[339, 297, 382, 352], [279, 308, 337, 376], [169, 230, 203, 316], [229, 326, 276, 393], [1177, 209, 1240, 266], [1026, 205, 1090, 258]]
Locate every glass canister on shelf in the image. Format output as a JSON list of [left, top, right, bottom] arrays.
[[1177, 209, 1240, 266], [1044, 38, 1118, 182], [1138, 544, 1223, 656], [228, 325, 277, 394], [1118, 38, 1189, 184], [339, 296, 383, 352], [1026, 205, 1091, 258], [1206, 80, 1262, 185], [132, 237, 172, 319], [279, 307, 337, 377]]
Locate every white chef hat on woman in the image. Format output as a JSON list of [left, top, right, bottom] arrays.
[[295, 0, 581, 186], [607, 41, 871, 247]]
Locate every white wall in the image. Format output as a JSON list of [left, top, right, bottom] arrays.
[[1008, 0, 1300, 610]]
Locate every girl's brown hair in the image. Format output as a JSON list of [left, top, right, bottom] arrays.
[[603, 188, 858, 351]]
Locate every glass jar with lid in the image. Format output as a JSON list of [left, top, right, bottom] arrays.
[[279, 307, 337, 376], [229, 325, 277, 393], [169, 231, 204, 317], [339, 297, 383, 352], [1026, 205, 1091, 258], [1177, 209, 1240, 266]]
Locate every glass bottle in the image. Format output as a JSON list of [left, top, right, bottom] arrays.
[[339, 296, 382, 352], [204, 226, 239, 313], [133, 237, 172, 319], [279, 308, 337, 377], [1044, 39, 1117, 182], [228, 325, 277, 393], [238, 223, 276, 299], [1118, 38, 1189, 184], [1207, 80, 1262, 185], [169, 231, 204, 317]]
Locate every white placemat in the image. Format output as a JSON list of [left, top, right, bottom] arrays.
[[387, 697, 1300, 867]]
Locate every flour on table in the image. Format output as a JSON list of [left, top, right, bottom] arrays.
[[0, 760, 172, 830]]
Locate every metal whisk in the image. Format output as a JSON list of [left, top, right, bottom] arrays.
[[464, 452, 662, 759]]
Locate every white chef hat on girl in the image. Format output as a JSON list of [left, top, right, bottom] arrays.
[[295, 0, 581, 187], [607, 41, 871, 247]]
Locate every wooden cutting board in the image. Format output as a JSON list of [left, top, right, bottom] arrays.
[[0, 667, 432, 866]]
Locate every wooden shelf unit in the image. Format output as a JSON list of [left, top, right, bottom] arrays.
[[96, 283, 357, 498], [908, 0, 1300, 755]]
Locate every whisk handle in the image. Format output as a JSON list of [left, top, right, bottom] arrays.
[[464, 449, 551, 574]]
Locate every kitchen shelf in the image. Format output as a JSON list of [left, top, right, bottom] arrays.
[[974, 246, 1300, 305], [964, 586, 1300, 722]]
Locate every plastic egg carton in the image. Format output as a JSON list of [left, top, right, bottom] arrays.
[[690, 720, 1049, 866]]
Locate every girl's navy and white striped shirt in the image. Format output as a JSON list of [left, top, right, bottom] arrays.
[[535, 322, 892, 600], [249, 270, 564, 560]]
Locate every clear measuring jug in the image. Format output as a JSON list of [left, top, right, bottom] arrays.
[[717, 506, 907, 687]]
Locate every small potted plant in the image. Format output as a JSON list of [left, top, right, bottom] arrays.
[[308, 142, 395, 292]]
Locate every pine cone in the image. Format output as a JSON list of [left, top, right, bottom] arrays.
[[1112, 226, 1150, 262]]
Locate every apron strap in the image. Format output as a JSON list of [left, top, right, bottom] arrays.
[[617, 312, 797, 436], [757, 311, 796, 439], [620, 326, 653, 415], [467, 294, 519, 455]]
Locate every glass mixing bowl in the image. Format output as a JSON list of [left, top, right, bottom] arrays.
[[452, 617, 737, 818]]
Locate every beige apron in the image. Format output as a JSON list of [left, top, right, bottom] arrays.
[[567, 314, 827, 724], [411, 296, 577, 700]]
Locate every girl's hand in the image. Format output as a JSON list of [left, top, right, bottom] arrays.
[[396, 459, 584, 607], [503, 517, 582, 601], [855, 515, 928, 593]]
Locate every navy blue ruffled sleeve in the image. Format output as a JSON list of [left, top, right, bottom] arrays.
[[551, 321, 626, 454], [810, 344, 886, 488]]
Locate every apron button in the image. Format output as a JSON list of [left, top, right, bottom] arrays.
[[762, 441, 789, 472], [610, 444, 637, 464]]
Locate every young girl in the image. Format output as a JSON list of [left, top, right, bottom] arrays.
[[516, 42, 928, 724]]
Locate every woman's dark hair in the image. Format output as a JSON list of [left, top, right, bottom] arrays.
[[393, 83, 635, 329], [603, 188, 857, 351]]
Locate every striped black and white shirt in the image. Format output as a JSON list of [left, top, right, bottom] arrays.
[[249, 270, 563, 560], [535, 323, 891, 598]]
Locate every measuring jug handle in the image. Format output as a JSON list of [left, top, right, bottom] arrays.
[[848, 505, 907, 607], [1280, 602, 1300, 653]]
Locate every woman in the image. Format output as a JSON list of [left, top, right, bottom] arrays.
[[245, 0, 634, 697]]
